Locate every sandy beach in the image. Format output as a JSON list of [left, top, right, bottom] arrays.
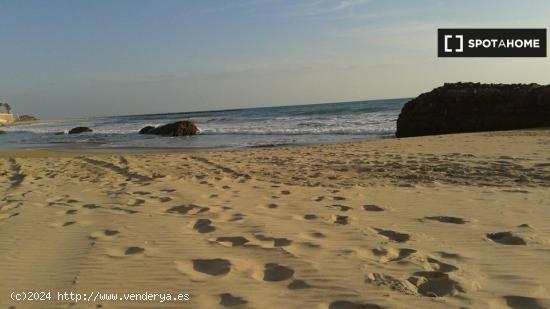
[[1, 129, 550, 308]]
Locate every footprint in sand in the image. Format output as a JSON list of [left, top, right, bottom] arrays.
[[333, 215, 349, 225], [287, 279, 312, 290], [193, 219, 216, 233], [374, 228, 410, 243], [329, 300, 384, 309], [332, 196, 346, 201], [63, 221, 76, 227], [408, 271, 464, 297], [111, 206, 138, 214], [303, 214, 318, 220], [83, 204, 99, 209], [280, 190, 290, 195], [66, 209, 78, 215], [219, 293, 248, 307], [314, 196, 325, 202], [427, 257, 458, 272], [228, 213, 245, 222], [2, 212, 20, 219], [371, 247, 417, 262], [130, 199, 145, 206], [267, 203, 278, 209], [504, 296, 546, 309], [366, 273, 419, 296], [215, 236, 249, 247], [192, 259, 231, 276], [158, 197, 172, 203], [125, 247, 145, 255], [263, 263, 294, 282], [363, 205, 384, 212], [254, 234, 292, 247], [486, 232, 527, 245], [328, 204, 353, 212], [104, 229, 120, 236], [299, 241, 321, 249], [309, 231, 325, 239], [438, 251, 464, 260], [424, 216, 468, 224], [167, 204, 209, 215], [133, 191, 150, 196]]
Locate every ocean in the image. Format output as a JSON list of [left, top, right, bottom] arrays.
[[0, 98, 408, 150]]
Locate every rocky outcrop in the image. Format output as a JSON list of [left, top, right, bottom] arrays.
[[17, 115, 39, 122], [138, 126, 155, 134], [396, 83, 550, 138], [139, 121, 198, 136], [68, 127, 93, 134]]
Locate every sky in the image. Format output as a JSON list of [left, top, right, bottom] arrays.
[[1, 0, 549, 118]]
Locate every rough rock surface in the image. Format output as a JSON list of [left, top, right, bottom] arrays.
[[139, 121, 198, 136], [17, 115, 39, 122], [68, 127, 93, 134], [396, 83, 550, 138], [138, 126, 155, 134]]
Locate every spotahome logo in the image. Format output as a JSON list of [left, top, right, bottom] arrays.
[[438, 29, 546, 57]]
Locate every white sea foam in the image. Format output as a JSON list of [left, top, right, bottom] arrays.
[[0, 98, 407, 149]]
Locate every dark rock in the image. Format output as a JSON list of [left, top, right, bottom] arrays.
[[17, 115, 39, 122], [68, 126, 92, 134], [396, 82, 550, 137], [138, 126, 155, 134], [139, 121, 198, 136], [0, 130, 5, 134]]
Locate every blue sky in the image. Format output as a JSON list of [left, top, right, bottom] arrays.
[[1, 0, 549, 117]]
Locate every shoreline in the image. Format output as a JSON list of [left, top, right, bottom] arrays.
[[0, 133, 395, 154], [1, 127, 548, 156]]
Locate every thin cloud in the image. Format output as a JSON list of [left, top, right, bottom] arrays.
[[180, 0, 277, 16], [284, 0, 370, 17]]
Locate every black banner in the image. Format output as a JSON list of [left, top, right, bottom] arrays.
[[438, 28, 546, 57]]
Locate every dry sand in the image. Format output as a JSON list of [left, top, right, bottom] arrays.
[[1, 129, 550, 308]]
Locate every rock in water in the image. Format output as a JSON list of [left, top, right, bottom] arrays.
[[396, 82, 550, 138], [138, 126, 155, 134], [68, 127, 93, 134], [17, 115, 39, 122], [140, 121, 198, 136]]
